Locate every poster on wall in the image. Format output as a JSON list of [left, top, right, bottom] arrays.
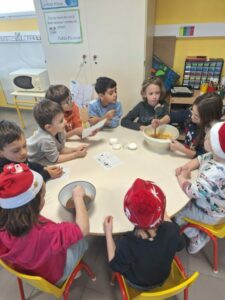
[[44, 9, 82, 44], [41, 0, 78, 9]]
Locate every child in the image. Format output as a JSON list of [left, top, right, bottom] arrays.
[[27, 99, 87, 165], [0, 120, 62, 181], [121, 77, 170, 131], [103, 178, 184, 290], [175, 121, 225, 254], [170, 92, 223, 158], [45, 84, 83, 138], [88, 77, 122, 128], [0, 163, 89, 285]]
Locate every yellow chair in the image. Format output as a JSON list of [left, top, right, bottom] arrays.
[[0, 259, 96, 300], [111, 256, 199, 300], [180, 217, 225, 273]]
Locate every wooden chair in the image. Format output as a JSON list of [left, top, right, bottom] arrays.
[[111, 256, 199, 300], [0, 259, 96, 299], [180, 217, 225, 273]]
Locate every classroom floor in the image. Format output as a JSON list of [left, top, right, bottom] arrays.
[[0, 108, 225, 300]]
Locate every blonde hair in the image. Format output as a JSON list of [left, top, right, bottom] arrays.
[[141, 77, 166, 102]]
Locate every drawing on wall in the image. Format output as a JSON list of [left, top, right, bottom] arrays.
[[44, 9, 82, 44], [150, 55, 180, 91], [41, 0, 78, 9]]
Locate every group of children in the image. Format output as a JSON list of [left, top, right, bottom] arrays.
[[0, 75, 225, 291]]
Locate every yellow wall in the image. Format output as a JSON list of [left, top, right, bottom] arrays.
[[0, 17, 38, 107], [155, 0, 225, 81]]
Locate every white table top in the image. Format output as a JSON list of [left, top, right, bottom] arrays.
[[43, 126, 191, 235]]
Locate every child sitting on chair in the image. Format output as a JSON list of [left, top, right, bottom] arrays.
[[175, 121, 225, 254], [121, 77, 170, 131], [0, 120, 62, 181], [27, 99, 87, 165], [103, 178, 184, 290], [0, 163, 89, 285], [88, 77, 122, 128], [46, 84, 84, 138]]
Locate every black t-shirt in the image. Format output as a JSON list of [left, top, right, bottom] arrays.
[[121, 100, 169, 131], [109, 222, 184, 288]]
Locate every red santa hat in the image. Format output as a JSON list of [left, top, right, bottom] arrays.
[[124, 178, 166, 229], [0, 163, 43, 209], [210, 121, 225, 160]]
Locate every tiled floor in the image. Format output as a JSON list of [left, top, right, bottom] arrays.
[[0, 108, 225, 299]]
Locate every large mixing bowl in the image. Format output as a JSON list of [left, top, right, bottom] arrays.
[[143, 124, 179, 152], [58, 181, 96, 212]]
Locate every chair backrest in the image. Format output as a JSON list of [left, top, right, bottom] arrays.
[[0, 259, 67, 298], [117, 257, 199, 300]]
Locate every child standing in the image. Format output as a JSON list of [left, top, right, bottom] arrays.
[[175, 121, 225, 254], [0, 120, 62, 181], [121, 77, 170, 131], [170, 92, 223, 158], [27, 99, 87, 165], [88, 77, 122, 128], [0, 163, 89, 284], [103, 178, 184, 290], [45, 84, 83, 138]]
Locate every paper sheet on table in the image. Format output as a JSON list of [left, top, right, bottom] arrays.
[[82, 119, 107, 138], [94, 152, 122, 170]]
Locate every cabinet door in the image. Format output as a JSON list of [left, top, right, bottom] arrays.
[[83, 0, 147, 111]]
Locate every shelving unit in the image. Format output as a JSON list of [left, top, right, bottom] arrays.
[[182, 59, 224, 89]]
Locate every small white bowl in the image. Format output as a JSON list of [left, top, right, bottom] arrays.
[[109, 138, 118, 145], [143, 124, 179, 152], [112, 143, 122, 150], [127, 142, 138, 150], [58, 181, 96, 212]]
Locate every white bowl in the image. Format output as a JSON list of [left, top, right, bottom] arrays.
[[143, 124, 179, 152], [58, 181, 96, 212]]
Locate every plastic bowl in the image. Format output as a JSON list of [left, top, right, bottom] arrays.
[[143, 124, 179, 152], [58, 181, 96, 212]]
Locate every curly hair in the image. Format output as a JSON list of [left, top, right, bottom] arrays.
[[140, 77, 166, 102]]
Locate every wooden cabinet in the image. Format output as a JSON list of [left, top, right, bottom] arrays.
[[34, 0, 155, 112]]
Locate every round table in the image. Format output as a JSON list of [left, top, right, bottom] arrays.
[[43, 126, 190, 235]]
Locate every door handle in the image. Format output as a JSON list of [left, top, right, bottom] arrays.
[[82, 54, 87, 64], [93, 55, 98, 64]]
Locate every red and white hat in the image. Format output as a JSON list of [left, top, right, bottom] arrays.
[[0, 163, 43, 209], [124, 178, 166, 229], [210, 121, 225, 160]]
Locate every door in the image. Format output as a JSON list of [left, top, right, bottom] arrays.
[[83, 0, 147, 111]]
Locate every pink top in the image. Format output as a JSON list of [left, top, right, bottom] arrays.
[[0, 216, 83, 284]]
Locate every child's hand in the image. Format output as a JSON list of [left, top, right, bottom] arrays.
[[175, 166, 190, 179], [170, 139, 185, 152], [88, 116, 99, 126], [151, 119, 160, 128], [105, 109, 116, 120], [74, 144, 88, 158], [45, 166, 63, 178], [103, 216, 113, 234], [73, 185, 85, 199]]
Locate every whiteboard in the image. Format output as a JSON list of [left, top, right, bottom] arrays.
[[0, 42, 46, 104]]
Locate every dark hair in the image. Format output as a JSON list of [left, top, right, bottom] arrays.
[[193, 92, 223, 147], [45, 84, 70, 104], [33, 99, 63, 129], [95, 77, 116, 94], [0, 188, 42, 237], [0, 120, 23, 150], [141, 77, 166, 102]]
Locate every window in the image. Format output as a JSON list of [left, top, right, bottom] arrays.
[[0, 0, 35, 18]]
